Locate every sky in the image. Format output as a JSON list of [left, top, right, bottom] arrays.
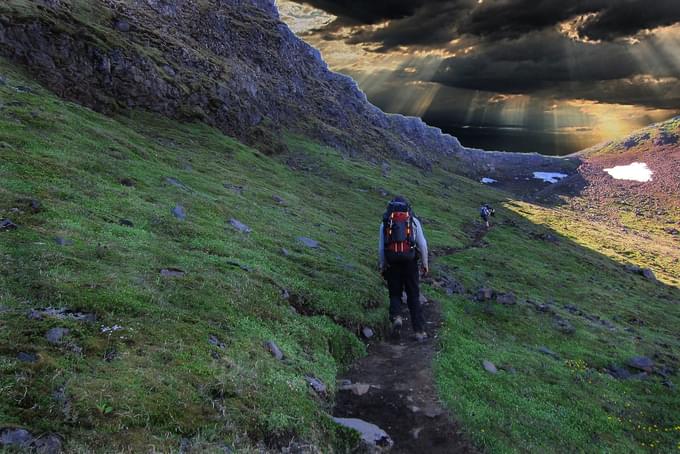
[[276, 0, 680, 155]]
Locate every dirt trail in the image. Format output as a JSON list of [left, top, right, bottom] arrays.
[[334, 300, 476, 453], [333, 226, 489, 452]]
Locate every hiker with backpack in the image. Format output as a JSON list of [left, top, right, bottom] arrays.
[[378, 196, 429, 341], [480, 203, 495, 229]]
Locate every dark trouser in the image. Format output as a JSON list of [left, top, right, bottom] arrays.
[[385, 259, 425, 332]]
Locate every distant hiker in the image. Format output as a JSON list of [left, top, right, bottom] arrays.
[[379, 196, 429, 341], [480, 203, 495, 228]]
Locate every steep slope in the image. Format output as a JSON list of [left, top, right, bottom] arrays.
[[2, 57, 680, 453], [0, 0, 576, 176]]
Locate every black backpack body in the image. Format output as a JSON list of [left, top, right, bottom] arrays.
[[383, 201, 417, 264]]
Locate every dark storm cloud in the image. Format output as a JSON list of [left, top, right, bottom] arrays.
[[432, 30, 676, 92], [294, 0, 680, 45]]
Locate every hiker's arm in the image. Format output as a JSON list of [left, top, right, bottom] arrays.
[[378, 223, 386, 271], [414, 218, 429, 270]]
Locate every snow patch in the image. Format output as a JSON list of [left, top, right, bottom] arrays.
[[480, 177, 497, 184], [604, 162, 653, 182], [533, 172, 568, 184]]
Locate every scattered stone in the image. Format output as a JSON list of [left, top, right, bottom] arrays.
[[419, 294, 428, 305], [281, 288, 290, 300], [606, 365, 632, 380], [113, 18, 131, 32], [224, 183, 245, 195], [654, 131, 678, 146], [496, 292, 517, 306], [627, 356, 654, 372], [361, 327, 374, 339], [297, 237, 319, 248], [475, 287, 494, 301], [0, 75, 6, 85], [53, 237, 73, 246], [377, 188, 390, 197], [0, 428, 33, 448], [15, 86, 32, 93], [553, 317, 575, 334], [0, 219, 18, 231], [483, 360, 498, 374], [228, 218, 251, 234], [381, 162, 391, 178], [410, 427, 423, 440], [31, 307, 95, 323], [538, 346, 559, 359], [641, 268, 656, 282], [208, 335, 225, 349], [351, 383, 371, 396], [160, 268, 185, 277], [165, 177, 191, 191], [281, 248, 290, 257], [99, 325, 123, 335], [431, 275, 465, 295], [305, 376, 327, 395], [119, 178, 135, 187], [32, 433, 63, 454], [28, 199, 42, 213], [17, 352, 38, 363], [272, 195, 287, 205], [265, 341, 284, 360], [45, 327, 69, 344], [664, 227, 679, 235], [172, 204, 186, 220], [119, 219, 134, 227], [333, 418, 393, 449], [423, 405, 444, 419]]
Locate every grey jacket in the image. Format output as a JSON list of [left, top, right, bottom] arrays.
[[378, 217, 428, 270]]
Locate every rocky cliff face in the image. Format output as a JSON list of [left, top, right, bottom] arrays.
[[0, 0, 574, 173]]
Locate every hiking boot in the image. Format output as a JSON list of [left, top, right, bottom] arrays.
[[392, 316, 403, 332], [414, 331, 428, 342]]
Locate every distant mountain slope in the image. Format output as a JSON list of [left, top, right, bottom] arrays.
[[537, 117, 680, 211], [0, 0, 573, 175]]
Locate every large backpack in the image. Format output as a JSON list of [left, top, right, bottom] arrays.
[[383, 201, 417, 264]]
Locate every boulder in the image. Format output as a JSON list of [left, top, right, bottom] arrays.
[[228, 218, 252, 234], [113, 19, 131, 32], [119, 178, 135, 187], [272, 195, 287, 205], [333, 417, 393, 450], [265, 341, 284, 360], [119, 219, 134, 227], [361, 327, 374, 339]]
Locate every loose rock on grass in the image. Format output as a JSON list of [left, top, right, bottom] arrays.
[[45, 327, 69, 344], [0, 219, 18, 230], [483, 360, 498, 374], [265, 341, 284, 360], [229, 218, 251, 234], [297, 237, 319, 248], [172, 204, 186, 220]]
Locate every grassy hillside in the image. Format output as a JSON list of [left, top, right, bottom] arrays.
[[1, 58, 679, 453]]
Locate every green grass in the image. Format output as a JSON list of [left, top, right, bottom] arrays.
[[0, 58, 679, 452]]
